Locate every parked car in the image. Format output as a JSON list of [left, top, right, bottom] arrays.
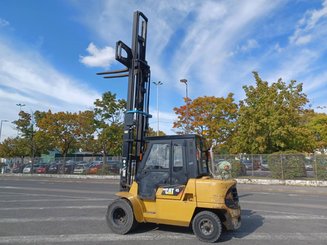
[[36, 164, 49, 174], [305, 163, 313, 171], [12, 164, 26, 173], [260, 160, 269, 171], [32, 164, 41, 173], [64, 163, 76, 174], [23, 164, 32, 174], [304, 157, 314, 171], [241, 159, 260, 171], [87, 161, 103, 174], [73, 163, 91, 174], [54, 162, 75, 174], [108, 162, 121, 174], [2, 164, 11, 173], [47, 163, 59, 174]]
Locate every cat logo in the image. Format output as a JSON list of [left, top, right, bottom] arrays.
[[161, 187, 184, 196]]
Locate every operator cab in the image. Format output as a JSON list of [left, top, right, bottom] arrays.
[[135, 134, 211, 200]]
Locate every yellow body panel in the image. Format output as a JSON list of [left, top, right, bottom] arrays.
[[196, 178, 236, 208], [115, 183, 145, 223], [115, 178, 240, 228], [152, 179, 197, 226]]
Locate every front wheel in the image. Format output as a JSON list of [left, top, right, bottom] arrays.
[[106, 198, 137, 234], [192, 211, 222, 243]]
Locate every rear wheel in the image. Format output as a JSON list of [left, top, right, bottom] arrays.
[[192, 211, 222, 243], [106, 198, 137, 234]]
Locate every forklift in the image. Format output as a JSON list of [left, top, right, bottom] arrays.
[[97, 11, 241, 243]]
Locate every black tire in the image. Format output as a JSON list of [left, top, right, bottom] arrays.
[[106, 198, 137, 234], [192, 211, 222, 243]]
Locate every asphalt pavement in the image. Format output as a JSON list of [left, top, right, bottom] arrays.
[[0, 176, 327, 245]]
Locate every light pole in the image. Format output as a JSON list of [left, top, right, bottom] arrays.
[[16, 103, 26, 137], [16, 103, 26, 112], [152, 81, 163, 136], [180, 79, 189, 133], [0, 120, 9, 142]]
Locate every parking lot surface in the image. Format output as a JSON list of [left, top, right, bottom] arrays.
[[0, 176, 327, 245]]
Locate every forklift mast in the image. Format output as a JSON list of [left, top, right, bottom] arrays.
[[97, 11, 151, 191]]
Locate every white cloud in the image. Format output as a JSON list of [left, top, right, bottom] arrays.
[[240, 39, 259, 52], [289, 0, 327, 45], [72, 0, 284, 110], [197, 1, 227, 22], [274, 43, 283, 53], [149, 107, 178, 135], [171, 0, 281, 96], [0, 89, 38, 104], [79, 42, 115, 68], [0, 18, 9, 27], [302, 70, 327, 100], [72, 0, 327, 131], [294, 35, 312, 45], [0, 38, 101, 138]]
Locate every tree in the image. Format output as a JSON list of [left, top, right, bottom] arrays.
[[0, 137, 30, 163], [37, 110, 95, 167], [306, 112, 327, 152], [232, 72, 314, 154], [14, 111, 33, 138], [147, 127, 166, 136], [173, 94, 238, 150], [12, 110, 50, 163], [92, 92, 126, 162]]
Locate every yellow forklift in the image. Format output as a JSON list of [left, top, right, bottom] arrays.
[[97, 11, 241, 243]]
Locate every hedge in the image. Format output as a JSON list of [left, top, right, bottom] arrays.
[[314, 155, 327, 180], [268, 152, 306, 179]]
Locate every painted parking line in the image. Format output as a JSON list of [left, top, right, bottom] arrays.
[[241, 200, 327, 210], [244, 214, 327, 220], [0, 190, 100, 199], [0, 186, 116, 195], [1, 232, 327, 244], [0, 216, 105, 223], [0, 198, 111, 203], [0, 205, 106, 211]]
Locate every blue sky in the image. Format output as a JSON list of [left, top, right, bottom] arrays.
[[1, 0, 327, 139]]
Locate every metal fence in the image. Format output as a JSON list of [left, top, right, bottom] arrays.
[[213, 153, 327, 181], [2, 153, 327, 181], [1, 156, 122, 175]]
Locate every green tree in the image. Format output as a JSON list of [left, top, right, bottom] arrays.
[[14, 111, 34, 138], [12, 110, 50, 162], [37, 110, 95, 167], [0, 137, 30, 163], [306, 112, 327, 152], [232, 72, 314, 154], [147, 127, 166, 136], [173, 94, 238, 151], [92, 92, 126, 162]]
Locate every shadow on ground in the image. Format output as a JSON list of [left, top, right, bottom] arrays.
[[129, 209, 264, 243], [219, 209, 264, 242]]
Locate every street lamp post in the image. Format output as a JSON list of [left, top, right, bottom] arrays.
[[0, 120, 9, 142], [152, 81, 163, 136], [16, 103, 26, 112], [180, 79, 189, 133], [16, 103, 26, 137]]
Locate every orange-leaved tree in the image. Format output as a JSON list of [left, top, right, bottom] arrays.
[[173, 93, 238, 151]]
